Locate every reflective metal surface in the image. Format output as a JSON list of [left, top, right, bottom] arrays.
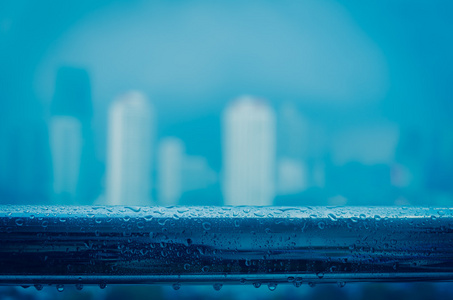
[[1, 206, 452, 288]]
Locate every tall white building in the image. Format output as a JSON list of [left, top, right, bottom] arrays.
[[49, 116, 82, 200], [157, 137, 184, 206], [106, 91, 154, 205], [222, 96, 276, 206]]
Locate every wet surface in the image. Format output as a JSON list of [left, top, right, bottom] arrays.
[[1, 205, 453, 288]]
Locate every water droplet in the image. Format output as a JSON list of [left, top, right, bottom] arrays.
[[202, 266, 210, 272], [337, 281, 346, 288], [293, 281, 302, 288], [184, 263, 191, 270], [137, 222, 144, 229], [125, 206, 141, 212], [253, 282, 261, 288], [240, 278, 246, 284], [318, 222, 325, 230], [359, 214, 366, 220], [34, 284, 43, 291], [316, 272, 324, 279], [202, 222, 211, 230], [15, 218, 24, 226], [287, 276, 295, 282], [234, 220, 240, 227], [76, 283, 83, 290], [172, 283, 181, 290], [245, 259, 252, 266], [41, 221, 48, 228], [254, 210, 265, 217], [268, 283, 277, 291], [144, 215, 153, 221], [99, 283, 106, 289], [374, 215, 381, 221], [123, 216, 130, 222], [328, 213, 337, 222], [59, 217, 66, 223], [213, 283, 223, 291], [56, 284, 64, 292]]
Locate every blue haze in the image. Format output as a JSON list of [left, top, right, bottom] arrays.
[[1, 0, 453, 206], [0, 0, 453, 299]]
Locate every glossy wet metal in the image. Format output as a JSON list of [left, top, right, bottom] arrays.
[[0, 206, 452, 287]]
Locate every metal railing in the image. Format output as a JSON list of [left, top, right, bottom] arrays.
[[0, 205, 452, 289]]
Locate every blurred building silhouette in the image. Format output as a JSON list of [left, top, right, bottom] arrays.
[[277, 157, 308, 195], [222, 96, 276, 206], [49, 67, 100, 204], [157, 137, 184, 206], [106, 91, 154, 205], [49, 116, 82, 197], [182, 155, 217, 192], [276, 104, 310, 196], [158, 137, 218, 206]]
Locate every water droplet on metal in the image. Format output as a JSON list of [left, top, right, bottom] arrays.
[[202, 222, 211, 230], [268, 283, 277, 291], [328, 213, 337, 221], [318, 222, 325, 230]]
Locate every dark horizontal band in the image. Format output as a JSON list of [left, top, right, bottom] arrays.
[[0, 205, 452, 287]]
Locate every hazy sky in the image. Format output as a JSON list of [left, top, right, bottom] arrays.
[[1, 0, 452, 166]]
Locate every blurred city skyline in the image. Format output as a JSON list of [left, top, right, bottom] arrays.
[[1, 63, 452, 207], [1, 0, 453, 207], [1, 1, 453, 299]]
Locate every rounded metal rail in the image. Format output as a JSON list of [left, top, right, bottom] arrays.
[[0, 205, 452, 288]]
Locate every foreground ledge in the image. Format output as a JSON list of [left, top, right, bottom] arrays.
[[0, 205, 452, 288]]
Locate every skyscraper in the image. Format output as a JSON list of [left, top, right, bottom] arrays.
[[157, 137, 184, 206], [276, 104, 310, 195], [222, 96, 276, 206], [49, 67, 98, 204], [106, 91, 154, 205], [49, 116, 82, 198]]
